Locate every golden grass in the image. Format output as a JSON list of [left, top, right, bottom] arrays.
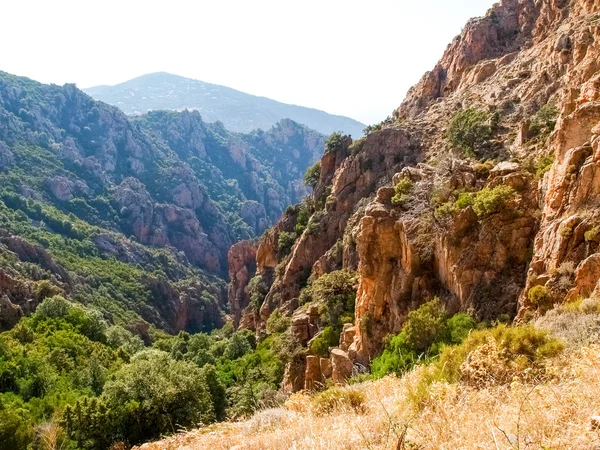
[[135, 344, 600, 450]]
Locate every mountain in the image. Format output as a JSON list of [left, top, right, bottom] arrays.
[[84, 72, 366, 136], [5, 0, 600, 448], [0, 70, 326, 331]]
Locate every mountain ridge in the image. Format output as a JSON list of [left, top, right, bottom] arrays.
[[84, 72, 366, 136]]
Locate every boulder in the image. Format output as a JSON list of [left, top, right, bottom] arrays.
[[330, 349, 353, 385]]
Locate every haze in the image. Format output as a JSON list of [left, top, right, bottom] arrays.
[[2, 0, 491, 124]]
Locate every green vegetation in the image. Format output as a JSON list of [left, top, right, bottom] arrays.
[[528, 285, 552, 309], [529, 101, 558, 141], [311, 386, 365, 415], [391, 177, 414, 207], [435, 185, 515, 219], [304, 162, 321, 188], [472, 186, 516, 217], [309, 326, 340, 357], [278, 231, 297, 255], [446, 108, 494, 156], [536, 154, 555, 178], [585, 226, 600, 243], [0, 70, 328, 450], [0, 294, 301, 449], [324, 132, 346, 154], [371, 298, 477, 378], [300, 270, 358, 330], [432, 324, 562, 385]]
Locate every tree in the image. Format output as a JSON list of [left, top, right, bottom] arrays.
[[303, 162, 321, 188]]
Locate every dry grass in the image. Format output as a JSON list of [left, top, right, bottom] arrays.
[[135, 344, 600, 450]]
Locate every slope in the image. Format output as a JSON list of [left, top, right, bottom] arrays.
[[84, 72, 366, 136]]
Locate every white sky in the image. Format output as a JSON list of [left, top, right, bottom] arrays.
[[1, 0, 492, 124]]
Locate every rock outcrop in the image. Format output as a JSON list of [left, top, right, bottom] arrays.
[[228, 241, 258, 328], [227, 0, 600, 391]]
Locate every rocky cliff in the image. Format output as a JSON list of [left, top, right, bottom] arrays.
[[229, 0, 600, 388]]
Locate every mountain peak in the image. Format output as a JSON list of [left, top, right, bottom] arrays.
[[83, 73, 366, 136]]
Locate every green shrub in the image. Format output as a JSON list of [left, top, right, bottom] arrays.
[[349, 137, 366, 155], [435, 324, 563, 386], [248, 275, 269, 312], [325, 132, 346, 154], [585, 226, 600, 243], [0, 399, 34, 450], [391, 178, 414, 206], [311, 386, 365, 415], [65, 350, 216, 447], [294, 202, 312, 236], [310, 270, 357, 329], [472, 185, 515, 217], [303, 162, 321, 188], [447, 108, 493, 155], [528, 285, 552, 308], [309, 326, 339, 357], [447, 313, 477, 344], [402, 298, 447, 352], [454, 192, 474, 209], [277, 231, 296, 255], [529, 101, 558, 141], [266, 309, 291, 335], [536, 155, 555, 178], [371, 300, 477, 378]]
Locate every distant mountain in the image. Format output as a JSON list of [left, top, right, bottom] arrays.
[[84, 72, 366, 136]]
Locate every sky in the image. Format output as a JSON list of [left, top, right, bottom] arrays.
[[1, 0, 492, 125]]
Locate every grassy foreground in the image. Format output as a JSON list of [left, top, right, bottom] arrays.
[[134, 308, 600, 449]]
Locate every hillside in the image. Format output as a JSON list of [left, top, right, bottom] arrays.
[[5, 0, 600, 448], [145, 0, 600, 447], [0, 70, 327, 332], [84, 72, 366, 136]]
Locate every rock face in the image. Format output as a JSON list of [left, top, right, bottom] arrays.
[[228, 241, 258, 328], [227, 0, 600, 389], [519, 98, 600, 311], [330, 349, 354, 384], [351, 165, 538, 361]]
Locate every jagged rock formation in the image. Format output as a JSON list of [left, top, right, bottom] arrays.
[[229, 0, 600, 387], [228, 241, 258, 328]]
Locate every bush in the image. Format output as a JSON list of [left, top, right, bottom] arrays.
[[248, 275, 269, 312], [303, 162, 321, 188], [528, 285, 552, 309], [310, 270, 357, 328], [529, 101, 558, 141], [391, 178, 414, 206], [447, 313, 477, 344], [65, 350, 216, 447], [311, 386, 366, 415], [309, 326, 339, 357], [447, 108, 493, 155], [585, 226, 600, 243], [277, 231, 296, 255], [536, 155, 555, 178], [266, 309, 291, 335], [105, 326, 144, 355], [371, 301, 477, 378], [434, 324, 563, 388], [472, 185, 515, 217], [325, 132, 346, 154], [454, 192, 474, 209], [402, 299, 447, 352]]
